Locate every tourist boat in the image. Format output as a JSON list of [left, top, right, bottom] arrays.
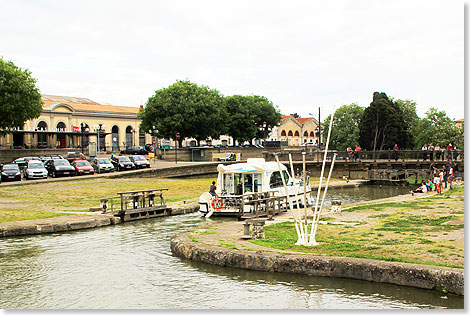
[[198, 158, 313, 216]]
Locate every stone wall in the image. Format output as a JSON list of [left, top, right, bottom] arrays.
[[170, 232, 464, 296]]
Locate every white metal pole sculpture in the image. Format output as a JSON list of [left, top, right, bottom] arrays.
[[292, 106, 337, 246]]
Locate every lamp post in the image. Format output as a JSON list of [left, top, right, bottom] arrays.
[[93, 124, 106, 174]]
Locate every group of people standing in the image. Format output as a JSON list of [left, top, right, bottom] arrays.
[[346, 145, 361, 161], [421, 143, 460, 161], [412, 161, 459, 194]]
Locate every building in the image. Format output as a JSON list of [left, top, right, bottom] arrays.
[[274, 115, 321, 146], [0, 95, 152, 152]]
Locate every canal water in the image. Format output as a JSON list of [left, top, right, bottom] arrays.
[[0, 185, 463, 309]]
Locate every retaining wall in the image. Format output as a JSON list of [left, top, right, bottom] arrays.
[[170, 232, 464, 296]]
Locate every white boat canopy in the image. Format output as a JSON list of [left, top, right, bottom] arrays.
[[216, 158, 288, 173]]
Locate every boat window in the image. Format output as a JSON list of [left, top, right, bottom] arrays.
[[269, 171, 290, 188], [234, 173, 243, 195], [223, 173, 234, 194], [244, 174, 253, 193], [253, 173, 261, 192]]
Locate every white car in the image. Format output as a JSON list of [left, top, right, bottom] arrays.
[[300, 142, 317, 147], [24, 161, 48, 180]]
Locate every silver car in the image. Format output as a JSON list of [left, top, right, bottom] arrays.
[[92, 157, 115, 173], [24, 161, 48, 180]]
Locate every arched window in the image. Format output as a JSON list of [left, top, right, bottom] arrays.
[[310, 131, 314, 137], [288, 130, 293, 137], [281, 130, 286, 137], [56, 121, 66, 131], [304, 131, 308, 137], [37, 121, 48, 131], [125, 126, 134, 147], [294, 131, 300, 137], [112, 125, 119, 151]]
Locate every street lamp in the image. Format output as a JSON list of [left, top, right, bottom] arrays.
[[80, 123, 89, 154], [93, 124, 106, 173]]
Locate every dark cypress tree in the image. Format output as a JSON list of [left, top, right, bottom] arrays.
[[359, 92, 412, 151]]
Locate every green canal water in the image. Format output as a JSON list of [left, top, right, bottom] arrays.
[[0, 185, 463, 309]]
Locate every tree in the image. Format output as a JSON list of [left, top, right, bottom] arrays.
[[414, 108, 464, 149], [290, 113, 300, 118], [322, 103, 364, 150], [224, 95, 259, 145], [0, 58, 43, 136], [251, 95, 281, 143], [359, 92, 412, 151], [138, 80, 226, 147]]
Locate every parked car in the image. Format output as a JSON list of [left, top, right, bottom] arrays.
[[129, 155, 150, 169], [111, 156, 136, 171], [40, 154, 64, 163], [120, 146, 148, 155], [64, 152, 87, 163], [71, 160, 95, 175], [1, 163, 22, 182], [44, 159, 76, 177], [92, 157, 115, 173], [300, 142, 317, 147], [12, 157, 41, 170], [24, 160, 48, 180]]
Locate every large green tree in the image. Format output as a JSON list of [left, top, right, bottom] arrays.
[[224, 95, 259, 145], [322, 103, 364, 150], [359, 92, 412, 150], [138, 80, 226, 146], [251, 95, 281, 143], [414, 108, 464, 149], [0, 58, 43, 135]]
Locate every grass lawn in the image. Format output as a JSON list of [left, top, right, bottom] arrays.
[[0, 176, 216, 223], [251, 185, 464, 268]]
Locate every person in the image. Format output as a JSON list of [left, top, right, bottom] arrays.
[[412, 181, 428, 194], [448, 163, 454, 190], [446, 143, 453, 161], [453, 162, 459, 178], [427, 178, 434, 192], [421, 144, 427, 161], [442, 165, 448, 189], [354, 145, 361, 161], [110, 152, 115, 160], [393, 144, 399, 161], [346, 146, 353, 161], [209, 181, 218, 197], [434, 173, 441, 194], [428, 143, 434, 161], [435, 144, 441, 160]]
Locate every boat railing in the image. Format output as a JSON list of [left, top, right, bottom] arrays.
[[217, 191, 289, 218]]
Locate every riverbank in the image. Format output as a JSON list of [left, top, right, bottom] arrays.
[[170, 184, 464, 295]]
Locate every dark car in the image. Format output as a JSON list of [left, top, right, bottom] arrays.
[[40, 154, 64, 164], [44, 159, 76, 177], [120, 146, 148, 155], [13, 157, 41, 170], [64, 152, 87, 163], [111, 156, 136, 171], [129, 155, 150, 169], [1, 163, 22, 182]]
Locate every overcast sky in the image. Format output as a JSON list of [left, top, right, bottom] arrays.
[[0, 0, 465, 120]]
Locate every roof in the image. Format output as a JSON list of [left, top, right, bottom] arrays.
[[217, 158, 287, 173], [41, 94, 140, 114], [281, 115, 318, 125]]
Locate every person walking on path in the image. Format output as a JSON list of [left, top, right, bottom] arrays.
[[434, 173, 441, 194], [448, 163, 454, 190], [393, 144, 399, 161], [442, 166, 448, 189]]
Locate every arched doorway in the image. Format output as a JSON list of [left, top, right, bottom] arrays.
[[56, 122, 66, 148], [125, 126, 133, 148], [112, 125, 119, 152], [37, 121, 48, 147]]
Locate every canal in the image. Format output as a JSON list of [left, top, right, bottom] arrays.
[[0, 185, 463, 309]]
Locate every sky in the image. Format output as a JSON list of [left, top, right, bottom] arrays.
[[0, 0, 465, 121]]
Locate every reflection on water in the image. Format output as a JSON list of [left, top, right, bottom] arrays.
[[0, 186, 463, 309]]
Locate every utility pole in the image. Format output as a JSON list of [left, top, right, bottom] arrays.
[[317, 107, 321, 162]]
